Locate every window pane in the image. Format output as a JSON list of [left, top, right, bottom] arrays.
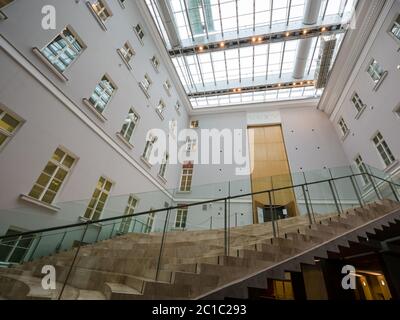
[[0, 113, 20, 133]]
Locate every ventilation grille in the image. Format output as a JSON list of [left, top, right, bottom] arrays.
[[314, 36, 337, 89]]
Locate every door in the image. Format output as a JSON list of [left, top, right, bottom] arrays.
[[248, 125, 297, 223]]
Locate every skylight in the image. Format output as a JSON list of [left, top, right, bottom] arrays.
[[145, 0, 357, 109]]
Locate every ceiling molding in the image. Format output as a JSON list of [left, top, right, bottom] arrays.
[[317, 0, 389, 116], [190, 98, 320, 116]]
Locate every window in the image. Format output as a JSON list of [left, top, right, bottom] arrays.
[[338, 117, 349, 138], [118, 41, 135, 66], [395, 104, 400, 118], [355, 155, 370, 186], [87, 75, 117, 114], [142, 134, 157, 163], [389, 14, 400, 42], [144, 211, 155, 233], [28, 148, 76, 204], [190, 121, 199, 129], [118, 0, 127, 8], [186, 137, 197, 156], [175, 101, 181, 113], [150, 56, 160, 71], [0, 106, 22, 151], [119, 195, 138, 234], [156, 100, 166, 118], [119, 108, 139, 143], [164, 80, 172, 96], [175, 206, 188, 229], [0, 0, 14, 19], [84, 177, 113, 221], [134, 24, 145, 43], [372, 132, 396, 167], [41, 26, 85, 73], [367, 59, 385, 83], [351, 92, 366, 117], [89, 0, 112, 24], [0, 228, 33, 264], [139, 74, 152, 98], [158, 153, 169, 179], [180, 162, 193, 192]]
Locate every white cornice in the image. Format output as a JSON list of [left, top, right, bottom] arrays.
[[318, 0, 389, 117], [190, 98, 320, 116]]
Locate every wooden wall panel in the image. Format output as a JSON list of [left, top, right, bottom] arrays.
[[249, 125, 298, 223]]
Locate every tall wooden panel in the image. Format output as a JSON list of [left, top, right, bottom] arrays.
[[248, 125, 297, 223]]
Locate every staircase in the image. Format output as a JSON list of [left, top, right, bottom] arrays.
[[0, 199, 399, 300]]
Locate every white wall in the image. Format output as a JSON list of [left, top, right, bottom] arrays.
[[0, 0, 188, 234], [330, 1, 400, 176]]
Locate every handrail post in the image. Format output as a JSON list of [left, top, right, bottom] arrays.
[[109, 222, 116, 239], [366, 169, 382, 200], [58, 222, 90, 300], [210, 216, 213, 230], [224, 198, 228, 256], [350, 176, 364, 208], [302, 185, 313, 225], [156, 209, 170, 281], [268, 191, 277, 238], [389, 181, 400, 202], [28, 233, 42, 262], [132, 220, 137, 233], [328, 180, 342, 214], [56, 231, 67, 253]]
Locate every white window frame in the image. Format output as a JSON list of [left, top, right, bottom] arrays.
[[84, 74, 117, 120], [338, 117, 350, 140], [156, 100, 166, 120], [388, 13, 400, 44], [175, 206, 188, 229], [86, 0, 113, 30], [118, 195, 139, 234], [150, 55, 160, 72], [372, 132, 396, 168], [134, 24, 145, 45], [366, 59, 387, 91], [117, 0, 127, 9], [117, 41, 135, 70], [354, 155, 370, 186], [190, 120, 199, 129], [163, 80, 172, 96], [142, 134, 157, 165], [84, 176, 114, 221], [0, 227, 33, 264], [139, 74, 152, 99], [35, 25, 86, 81], [351, 92, 366, 119], [179, 163, 193, 192], [27, 147, 77, 205], [158, 153, 169, 181], [117, 108, 139, 146], [0, 104, 24, 152], [175, 101, 181, 114]]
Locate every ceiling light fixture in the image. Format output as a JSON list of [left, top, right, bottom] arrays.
[[258, 37, 263, 42], [303, 29, 308, 35], [220, 42, 225, 48], [321, 27, 327, 32], [198, 46, 204, 51], [286, 32, 290, 37], [252, 37, 257, 43]]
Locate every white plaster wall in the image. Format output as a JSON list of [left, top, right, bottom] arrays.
[[330, 1, 400, 175]]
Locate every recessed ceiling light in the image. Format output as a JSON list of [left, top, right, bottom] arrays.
[[303, 29, 308, 35], [397, 65, 400, 70], [220, 42, 225, 48], [258, 37, 263, 42], [285, 32, 290, 37], [251, 37, 257, 42], [321, 27, 327, 32], [198, 46, 204, 51]]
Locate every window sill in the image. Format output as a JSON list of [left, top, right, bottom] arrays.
[[78, 216, 102, 228], [140, 156, 152, 169], [157, 174, 167, 184], [373, 71, 388, 91], [82, 99, 107, 122], [0, 10, 8, 20], [86, 1, 108, 31], [156, 110, 164, 121], [20, 194, 60, 212], [341, 131, 350, 142], [117, 49, 133, 71], [116, 132, 134, 149], [175, 191, 192, 194], [384, 160, 400, 174], [355, 105, 366, 120], [138, 82, 150, 99], [32, 47, 69, 82]]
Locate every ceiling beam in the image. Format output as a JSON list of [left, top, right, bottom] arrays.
[[188, 79, 316, 98], [168, 22, 345, 56]]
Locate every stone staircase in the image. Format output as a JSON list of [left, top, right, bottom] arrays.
[[0, 199, 399, 300]]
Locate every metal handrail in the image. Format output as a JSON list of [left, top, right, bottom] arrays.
[[0, 172, 398, 241]]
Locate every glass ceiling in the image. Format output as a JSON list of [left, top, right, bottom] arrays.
[[145, 0, 357, 109]]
